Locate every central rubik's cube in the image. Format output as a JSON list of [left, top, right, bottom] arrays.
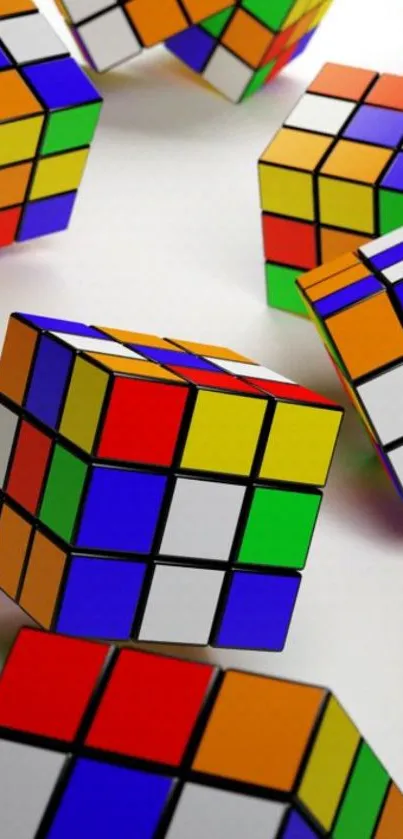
[[259, 63, 403, 316], [0, 1, 102, 247], [166, 0, 333, 103], [0, 627, 402, 839], [0, 313, 343, 651]]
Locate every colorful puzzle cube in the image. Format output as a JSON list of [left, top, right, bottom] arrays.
[[0, 626, 402, 838], [298, 226, 403, 499], [166, 0, 333, 103], [259, 63, 403, 315], [0, 0, 102, 247], [0, 312, 343, 650], [56, 0, 234, 73]]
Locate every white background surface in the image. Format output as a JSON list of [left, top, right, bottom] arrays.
[[1, 0, 403, 789]]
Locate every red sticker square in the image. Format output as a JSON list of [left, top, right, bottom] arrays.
[[97, 377, 189, 467], [262, 214, 317, 270], [86, 649, 215, 765], [6, 420, 52, 514], [0, 628, 109, 741]]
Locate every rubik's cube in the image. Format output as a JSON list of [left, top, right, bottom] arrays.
[[298, 226, 403, 499], [0, 0, 102, 248], [0, 627, 402, 839], [259, 63, 403, 316], [166, 0, 333, 104], [56, 0, 234, 73], [0, 312, 343, 651]]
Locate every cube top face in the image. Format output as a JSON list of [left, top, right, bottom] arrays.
[[58, 0, 234, 73], [0, 628, 401, 839], [0, 1, 102, 247], [166, 0, 334, 104], [298, 225, 403, 499], [259, 62, 403, 315], [0, 312, 343, 650]]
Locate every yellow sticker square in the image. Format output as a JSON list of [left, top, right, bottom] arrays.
[[259, 402, 342, 486], [181, 391, 267, 476], [318, 177, 375, 235]]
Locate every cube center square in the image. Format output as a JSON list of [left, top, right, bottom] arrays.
[[0, 626, 401, 839], [298, 225, 403, 500], [0, 312, 343, 651], [56, 0, 334, 101], [259, 63, 403, 315], [0, 1, 102, 248]]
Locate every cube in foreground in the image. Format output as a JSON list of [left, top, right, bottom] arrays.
[[0, 627, 401, 838], [298, 226, 403, 499], [0, 0, 102, 247], [0, 313, 343, 650], [56, 0, 233, 73], [166, 0, 333, 103], [259, 63, 403, 315]]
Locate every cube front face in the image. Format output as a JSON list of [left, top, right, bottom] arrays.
[[0, 1, 102, 248], [259, 63, 403, 315], [57, 0, 234, 73], [298, 226, 403, 498], [0, 628, 401, 839], [0, 312, 343, 650], [166, 0, 333, 103]]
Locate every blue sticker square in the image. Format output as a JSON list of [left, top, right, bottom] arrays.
[[17, 193, 77, 241], [25, 334, 73, 428], [132, 346, 219, 370], [381, 152, 403, 191], [314, 275, 383, 318], [18, 314, 108, 339], [214, 570, 301, 651], [291, 28, 317, 61], [76, 467, 167, 553], [165, 27, 215, 72], [343, 105, 403, 148], [56, 557, 147, 639], [283, 810, 320, 838], [22, 57, 101, 110], [45, 759, 173, 839], [0, 47, 11, 68]]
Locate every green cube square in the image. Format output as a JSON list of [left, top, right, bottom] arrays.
[[237, 486, 322, 570], [241, 0, 295, 30], [333, 743, 389, 839], [201, 7, 233, 36], [40, 102, 102, 156], [379, 188, 403, 234], [39, 444, 88, 542], [266, 263, 309, 317]]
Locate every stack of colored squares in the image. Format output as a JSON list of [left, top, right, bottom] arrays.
[[166, 0, 333, 103], [259, 63, 403, 315], [0, 627, 401, 838], [56, 0, 233, 73], [0, 312, 343, 651], [298, 226, 403, 499], [0, 0, 102, 248]]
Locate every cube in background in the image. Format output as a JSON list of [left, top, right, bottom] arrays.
[[259, 63, 403, 316], [0, 0, 102, 248], [298, 226, 403, 499], [166, 0, 333, 103], [56, 0, 234, 73], [0, 627, 401, 838], [0, 312, 343, 651]]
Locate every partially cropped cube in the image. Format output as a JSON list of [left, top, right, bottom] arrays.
[[298, 226, 403, 499], [0, 0, 102, 247], [259, 63, 403, 315], [166, 0, 333, 103], [56, 0, 233, 72], [0, 627, 401, 838], [0, 313, 343, 650]]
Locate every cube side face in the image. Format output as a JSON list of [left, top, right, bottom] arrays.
[[0, 313, 343, 650], [0, 628, 400, 838], [259, 63, 403, 315], [298, 226, 403, 497], [165, 0, 334, 103], [0, 3, 102, 248], [57, 0, 234, 74]]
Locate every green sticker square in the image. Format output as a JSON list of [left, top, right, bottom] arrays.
[[379, 188, 403, 235], [333, 743, 389, 839], [201, 7, 233, 36], [241, 0, 296, 30], [40, 102, 102, 156], [237, 486, 322, 570], [39, 444, 88, 542], [266, 263, 309, 316]]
